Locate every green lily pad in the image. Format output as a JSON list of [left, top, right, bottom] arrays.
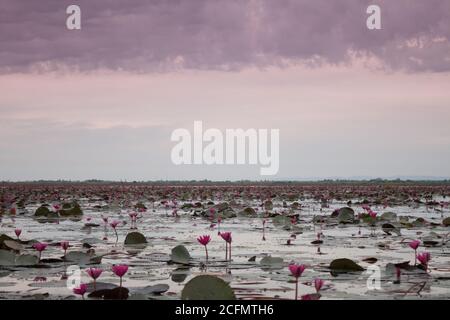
[[380, 212, 397, 221], [0, 249, 16, 266], [329, 258, 364, 272], [381, 223, 401, 236], [124, 232, 148, 245], [59, 202, 83, 216], [3, 240, 23, 252], [64, 251, 102, 265], [272, 215, 291, 227], [337, 207, 355, 224], [171, 267, 190, 283], [238, 207, 257, 216], [260, 256, 284, 267], [181, 275, 235, 300], [443, 217, 450, 226], [15, 254, 39, 266], [170, 245, 191, 265]]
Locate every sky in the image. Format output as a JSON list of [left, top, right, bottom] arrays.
[[1, 0, 450, 181]]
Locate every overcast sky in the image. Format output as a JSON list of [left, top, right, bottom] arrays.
[[1, 0, 449, 181]]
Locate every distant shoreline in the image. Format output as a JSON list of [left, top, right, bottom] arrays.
[[1, 179, 450, 186]]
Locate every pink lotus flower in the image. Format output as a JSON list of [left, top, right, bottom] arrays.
[[368, 210, 377, 218], [197, 235, 211, 261], [409, 240, 420, 250], [86, 267, 103, 290], [289, 263, 306, 278], [314, 278, 324, 293], [112, 264, 129, 287], [417, 252, 431, 269], [33, 242, 47, 261], [110, 220, 120, 229], [73, 283, 87, 298], [220, 231, 232, 261], [14, 228, 22, 239], [409, 240, 420, 265], [220, 232, 232, 243], [110, 220, 120, 243], [289, 263, 306, 300], [53, 204, 61, 211], [33, 242, 47, 251], [60, 241, 69, 256], [86, 267, 103, 280], [197, 235, 211, 246]]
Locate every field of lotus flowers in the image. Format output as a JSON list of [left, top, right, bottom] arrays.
[[0, 182, 449, 300]]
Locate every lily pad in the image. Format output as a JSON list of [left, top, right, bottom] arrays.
[[88, 287, 129, 300], [64, 251, 102, 265], [134, 284, 169, 295], [329, 258, 364, 272], [124, 232, 147, 245], [0, 250, 16, 266], [181, 275, 236, 300], [381, 223, 401, 236], [337, 207, 355, 224], [443, 217, 450, 226], [3, 240, 23, 252], [15, 254, 39, 266], [170, 245, 191, 265], [171, 267, 190, 283], [260, 256, 284, 266], [380, 212, 397, 221]]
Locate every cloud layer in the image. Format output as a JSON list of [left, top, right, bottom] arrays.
[[1, 0, 449, 73]]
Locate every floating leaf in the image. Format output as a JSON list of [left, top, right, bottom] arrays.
[[238, 207, 257, 216], [170, 245, 191, 265], [272, 215, 291, 228], [171, 267, 190, 283], [260, 256, 284, 270], [381, 223, 401, 236], [3, 240, 23, 252], [59, 202, 83, 216], [134, 284, 169, 296], [181, 275, 235, 300], [329, 258, 364, 272], [380, 212, 397, 221], [64, 251, 101, 265], [124, 232, 147, 245], [88, 287, 129, 300], [15, 254, 39, 266], [443, 217, 450, 226], [337, 207, 355, 224], [0, 250, 16, 266]]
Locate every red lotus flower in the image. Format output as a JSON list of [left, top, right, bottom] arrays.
[[73, 283, 87, 298], [417, 252, 431, 269], [220, 232, 232, 243], [14, 229, 22, 239], [33, 242, 47, 252], [110, 220, 120, 229], [409, 240, 420, 250], [197, 235, 211, 246], [86, 267, 103, 290], [314, 278, 324, 293], [60, 241, 69, 256], [289, 263, 306, 300], [112, 264, 129, 287], [197, 235, 211, 261], [289, 263, 306, 278]]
